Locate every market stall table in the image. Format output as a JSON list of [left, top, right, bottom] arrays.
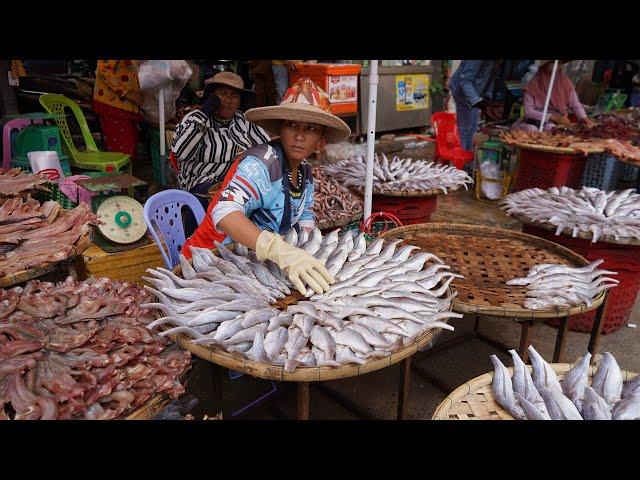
[[380, 223, 608, 392], [432, 362, 638, 420]]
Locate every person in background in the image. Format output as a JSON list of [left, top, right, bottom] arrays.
[[182, 78, 351, 296], [171, 71, 270, 233], [250, 60, 278, 107], [93, 60, 144, 159], [511, 60, 593, 132], [448, 60, 503, 152], [272, 61, 303, 104]]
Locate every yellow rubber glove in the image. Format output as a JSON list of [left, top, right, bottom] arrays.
[[256, 230, 334, 295]]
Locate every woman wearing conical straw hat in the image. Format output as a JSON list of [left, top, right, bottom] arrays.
[[182, 78, 351, 296]]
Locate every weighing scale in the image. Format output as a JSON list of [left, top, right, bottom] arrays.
[[74, 174, 151, 253]]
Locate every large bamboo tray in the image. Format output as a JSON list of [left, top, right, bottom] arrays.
[[510, 212, 640, 247], [511, 141, 603, 155], [0, 231, 92, 287], [381, 223, 605, 319], [162, 245, 452, 383], [432, 362, 638, 420], [352, 184, 464, 198]]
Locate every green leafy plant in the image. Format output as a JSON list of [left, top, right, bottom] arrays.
[[429, 82, 446, 97]]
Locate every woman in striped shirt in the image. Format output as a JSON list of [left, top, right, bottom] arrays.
[[171, 72, 270, 208]]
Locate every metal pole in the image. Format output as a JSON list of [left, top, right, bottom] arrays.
[[539, 60, 559, 132], [363, 60, 379, 220], [158, 85, 166, 185]]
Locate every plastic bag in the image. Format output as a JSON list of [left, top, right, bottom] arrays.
[[479, 160, 502, 200], [139, 60, 193, 127]]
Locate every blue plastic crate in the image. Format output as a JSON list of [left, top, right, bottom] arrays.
[[620, 163, 640, 183], [581, 153, 625, 190]]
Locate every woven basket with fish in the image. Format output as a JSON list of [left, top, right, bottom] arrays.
[[144, 225, 460, 383]]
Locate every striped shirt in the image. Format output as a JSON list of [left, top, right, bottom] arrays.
[[172, 109, 270, 191]]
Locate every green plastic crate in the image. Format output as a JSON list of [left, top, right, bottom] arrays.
[[11, 154, 72, 176]]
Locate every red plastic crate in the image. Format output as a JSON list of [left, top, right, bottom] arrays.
[[371, 195, 438, 225], [523, 224, 640, 334], [514, 149, 588, 191], [289, 63, 361, 116]]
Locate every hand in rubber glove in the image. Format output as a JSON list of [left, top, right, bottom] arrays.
[[256, 230, 334, 296], [201, 93, 221, 118]]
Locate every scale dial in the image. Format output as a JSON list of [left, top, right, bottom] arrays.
[[96, 196, 147, 244]]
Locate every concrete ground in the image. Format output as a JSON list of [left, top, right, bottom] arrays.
[[180, 190, 640, 420]]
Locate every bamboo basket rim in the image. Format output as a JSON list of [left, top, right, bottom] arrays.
[[0, 231, 93, 287], [380, 223, 606, 318], [432, 362, 639, 420], [351, 184, 466, 198], [317, 210, 363, 230], [511, 141, 600, 155], [510, 212, 640, 247], [161, 244, 453, 382]]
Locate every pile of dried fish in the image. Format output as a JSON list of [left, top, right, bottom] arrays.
[[502, 186, 640, 242], [321, 153, 473, 194], [0, 199, 100, 277], [0, 277, 191, 420], [507, 259, 619, 310], [311, 167, 363, 227], [0, 168, 49, 200], [492, 347, 640, 420], [145, 227, 462, 372]]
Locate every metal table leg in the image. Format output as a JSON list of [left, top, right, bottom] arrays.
[[397, 357, 411, 420], [553, 317, 570, 363], [588, 296, 608, 360], [297, 382, 310, 420], [518, 320, 534, 363]]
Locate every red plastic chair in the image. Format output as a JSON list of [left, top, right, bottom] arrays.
[[431, 112, 474, 170]]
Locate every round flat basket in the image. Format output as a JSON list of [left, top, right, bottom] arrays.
[[380, 223, 605, 318], [509, 212, 640, 247], [352, 185, 459, 198], [511, 142, 602, 156], [0, 231, 93, 288], [432, 362, 638, 420], [162, 245, 453, 382]]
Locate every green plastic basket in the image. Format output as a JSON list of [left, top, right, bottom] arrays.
[[342, 219, 402, 242], [35, 182, 77, 210]]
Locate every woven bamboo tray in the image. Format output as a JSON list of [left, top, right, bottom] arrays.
[[162, 245, 452, 383], [352, 184, 464, 198], [510, 212, 640, 247], [511, 142, 603, 155], [0, 231, 92, 287], [317, 210, 363, 231], [432, 362, 638, 420], [380, 223, 605, 318]]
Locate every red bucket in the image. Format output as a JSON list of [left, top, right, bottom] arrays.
[[515, 149, 587, 191], [371, 195, 438, 225], [523, 224, 640, 334]]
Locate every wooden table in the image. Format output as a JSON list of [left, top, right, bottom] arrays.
[[381, 223, 608, 392], [78, 240, 165, 285]]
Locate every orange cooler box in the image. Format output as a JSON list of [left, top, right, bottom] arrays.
[[289, 63, 361, 115]]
